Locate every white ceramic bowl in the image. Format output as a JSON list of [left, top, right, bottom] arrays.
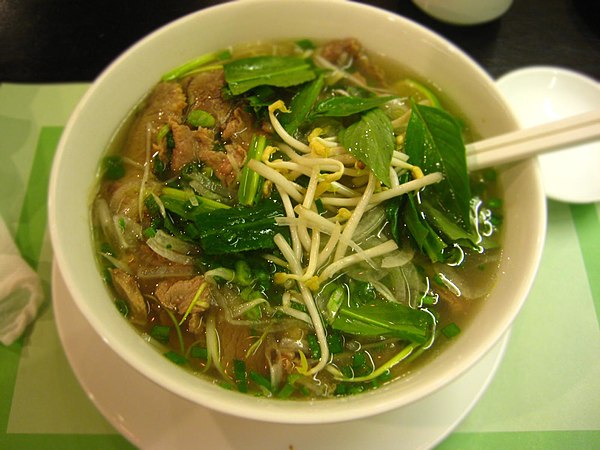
[[48, 0, 546, 424]]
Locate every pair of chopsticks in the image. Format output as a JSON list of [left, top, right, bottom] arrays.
[[466, 110, 600, 170]]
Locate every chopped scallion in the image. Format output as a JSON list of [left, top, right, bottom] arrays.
[[186, 109, 216, 128], [249, 371, 272, 392], [441, 322, 461, 339], [102, 155, 125, 180], [190, 345, 208, 360], [150, 325, 171, 344], [164, 351, 188, 365], [233, 359, 248, 393]]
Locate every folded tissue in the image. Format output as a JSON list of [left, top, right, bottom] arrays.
[[0, 217, 44, 345]]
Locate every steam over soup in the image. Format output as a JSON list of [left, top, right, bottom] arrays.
[[92, 38, 503, 399]]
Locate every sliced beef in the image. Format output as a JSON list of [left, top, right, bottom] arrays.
[[216, 311, 268, 377], [183, 70, 232, 127], [155, 275, 210, 316], [319, 38, 385, 84], [221, 106, 255, 147], [198, 142, 247, 187], [110, 268, 148, 325], [169, 121, 215, 173], [124, 82, 186, 164]]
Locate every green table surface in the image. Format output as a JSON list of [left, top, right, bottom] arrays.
[[0, 83, 599, 449]]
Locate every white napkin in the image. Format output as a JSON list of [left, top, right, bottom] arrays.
[[0, 217, 44, 345]]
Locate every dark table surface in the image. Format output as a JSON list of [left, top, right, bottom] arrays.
[[1, 0, 599, 84]]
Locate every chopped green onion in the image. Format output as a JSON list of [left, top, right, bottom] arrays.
[[150, 325, 171, 344], [295, 39, 315, 50], [114, 299, 128, 317], [152, 154, 167, 177], [327, 331, 344, 354], [186, 109, 216, 128], [233, 359, 248, 393], [441, 322, 461, 339], [278, 383, 295, 399], [238, 134, 267, 206], [100, 242, 115, 256], [249, 371, 272, 392], [234, 260, 253, 286], [307, 334, 321, 359], [156, 124, 170, 142], [102, 155, 125, 180], [164, 351, 188, 365], [488, 198, 503, 209], [190, 345, 208, 360], [143, 227, 157, 239]]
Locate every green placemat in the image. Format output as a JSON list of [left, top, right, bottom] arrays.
[[0, 83, 598, 449]]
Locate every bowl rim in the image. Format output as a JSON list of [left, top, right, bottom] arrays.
[[48, 0, 547, 424]]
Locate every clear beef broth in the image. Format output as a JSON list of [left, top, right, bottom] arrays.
[[92, 38, 503, 399]]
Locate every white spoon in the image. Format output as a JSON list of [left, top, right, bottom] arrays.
[[495, 67, 600, 203]]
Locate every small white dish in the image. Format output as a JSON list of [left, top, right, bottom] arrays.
[[496, 67, 600, 204], [53, 261, 509, 450], [412, 0, 513, 25]]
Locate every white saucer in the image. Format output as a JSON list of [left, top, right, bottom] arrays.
[[53, 261, 509, 450], [496, 66, 600, 204]]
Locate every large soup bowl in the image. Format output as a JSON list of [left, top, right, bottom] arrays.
[[48, 0, 546, 424]]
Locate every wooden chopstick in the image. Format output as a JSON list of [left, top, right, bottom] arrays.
[[466, 110, 600, 170]]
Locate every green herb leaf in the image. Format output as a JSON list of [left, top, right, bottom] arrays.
[[332, 301, 434, 344], [404, 194, 447, 263], [280, 75, 325, 136], [404, 101, 472, 229], [311, 95, 397, 119], [339, 108, 395, 187], [224, 56, 317, 95], [194, 197, 286, 255]]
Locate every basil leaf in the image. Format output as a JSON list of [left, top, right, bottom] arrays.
[[404, 101, 472, 229], [404, 194, 447, 263], [339, 108, 395, 187], [280, 75, 325, 136], [224, 56, 316, 95], [332, 301, 434, 344], [194, 197, 286, 254], [311, 95, 397, 118]]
